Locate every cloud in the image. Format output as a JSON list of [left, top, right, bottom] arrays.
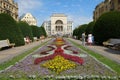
[[17, 0, 42, 15]]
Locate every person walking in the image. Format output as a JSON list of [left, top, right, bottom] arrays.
[[82, 33, 86, 46], [87, 34, 93, 45]]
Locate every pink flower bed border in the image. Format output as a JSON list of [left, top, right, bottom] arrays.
[[34, 47, 84, 65]]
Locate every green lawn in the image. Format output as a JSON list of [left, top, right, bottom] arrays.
[[68, 39, 120, 75]]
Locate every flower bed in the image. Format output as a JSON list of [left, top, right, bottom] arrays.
[[41, 55, 76, 74], [64, 45, 78, 54], [34, 37, 84, 67], [40, 46, 55, 55], [34, 47, 84, 65], [0, 38, 118, 77]]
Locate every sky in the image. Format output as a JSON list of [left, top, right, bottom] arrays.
[[14, 0, 104, 29]]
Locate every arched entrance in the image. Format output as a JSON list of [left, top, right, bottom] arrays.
[[55, 20, 63, 35]]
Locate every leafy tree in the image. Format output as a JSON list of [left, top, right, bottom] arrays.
[[18, 21, 33, 41], [85, 21, 95, 36], [93, 11, 120, 44], [39, 26, 47, 37], [78, 24, 88, 39], [31, 25, 40, 38], [73, 28, 79, 39], [73, 24, 87, 40], [0, 13, 25, 46]]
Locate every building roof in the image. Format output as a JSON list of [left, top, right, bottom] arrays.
[[19, 13, 26, 20], [51, 13, 67, 17], [19, 13, 36, 20]]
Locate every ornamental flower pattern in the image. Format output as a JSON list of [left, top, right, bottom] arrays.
[[34, 37, 84, 74], [34, 38, 84, 65], [34, 47, 84, 65], [1, 37, 117, 76]]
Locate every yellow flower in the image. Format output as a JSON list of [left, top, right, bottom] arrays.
[[41, 55, 76, 74]]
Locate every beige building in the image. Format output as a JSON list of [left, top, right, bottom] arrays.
[[93, 0, 120, 21], [20, 13, 37, 26], [42, 14, 73, 36], [0, 0, 18, 21]]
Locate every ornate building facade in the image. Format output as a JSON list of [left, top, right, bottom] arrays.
[[93, 0, 120, 21], [0, 0, 18, 21], [20, 13, 37, 26], [43, 14, 73, 36]]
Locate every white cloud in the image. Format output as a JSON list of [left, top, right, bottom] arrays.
[[17, 0, 42, 15]]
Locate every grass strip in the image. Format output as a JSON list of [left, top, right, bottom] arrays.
[[0, 40, 49, 70], [68, 39, 120, 75]]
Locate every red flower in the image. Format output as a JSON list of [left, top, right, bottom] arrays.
[[34, 46, 84, 65]]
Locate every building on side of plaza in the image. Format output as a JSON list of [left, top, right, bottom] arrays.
[[93, 0, 120, 21], [20, 13, 37, 26], [0, 0, 18, 21], [42, 14, 73, 36]]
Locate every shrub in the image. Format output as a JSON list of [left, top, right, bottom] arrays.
[[18, 21, 33, 41], [73, 28, 79, 39], [93, 11, 120, 44], [78, 24, 88, 39], [0, 13, 25, 46], [39, 26, 47, 37], [31, 25, 41, 38], [73, 24, 87, 40], [85, 21, 95, 36]]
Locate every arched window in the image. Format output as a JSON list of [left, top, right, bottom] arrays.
[[55, 20, 63, 24]]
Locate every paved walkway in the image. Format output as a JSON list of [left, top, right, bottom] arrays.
[[69, 38, 120, 64], [0, 38, 50, 64]]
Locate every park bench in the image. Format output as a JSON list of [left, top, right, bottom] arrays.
[[24, 37, 32, 44], [33, 37, 39, 41], [0, 39, 15, 49], [103, 38, 120, 50]]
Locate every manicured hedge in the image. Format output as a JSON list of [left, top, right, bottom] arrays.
[[31, 25, 41, 38], [39, 26, 47, 37], [73, 28, 79, 39], [0, 13, 25, 46], [18, 21, 33, 41], [73, 24, 87, 40], [93, 11, 120, 44], [85, 21, 95, 36]]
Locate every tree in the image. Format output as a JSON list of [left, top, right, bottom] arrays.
[[0, 13, 25, 46], [73, 28, 79, 38], [31, 25, 40, 38], [85, 21, 95, 36], [73, 24, 87, 40], [39, 26, 47, 37], [18, 21, 33, 41], [78, 24, 88, 39], [93, 11, 120, 44]]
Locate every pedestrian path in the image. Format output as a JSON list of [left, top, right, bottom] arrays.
[[69, 38, 120, 64], [0, 38, 50, 64]]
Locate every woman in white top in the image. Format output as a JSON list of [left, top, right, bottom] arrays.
[[88, 34, 93, 45]]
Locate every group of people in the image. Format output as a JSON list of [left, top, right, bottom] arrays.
[[24, 36, 31, 44], [82, 33, 94, 46]]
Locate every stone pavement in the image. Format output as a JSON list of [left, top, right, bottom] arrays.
[[0, 38, 50, 64], [69, 38, 120, 64]]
